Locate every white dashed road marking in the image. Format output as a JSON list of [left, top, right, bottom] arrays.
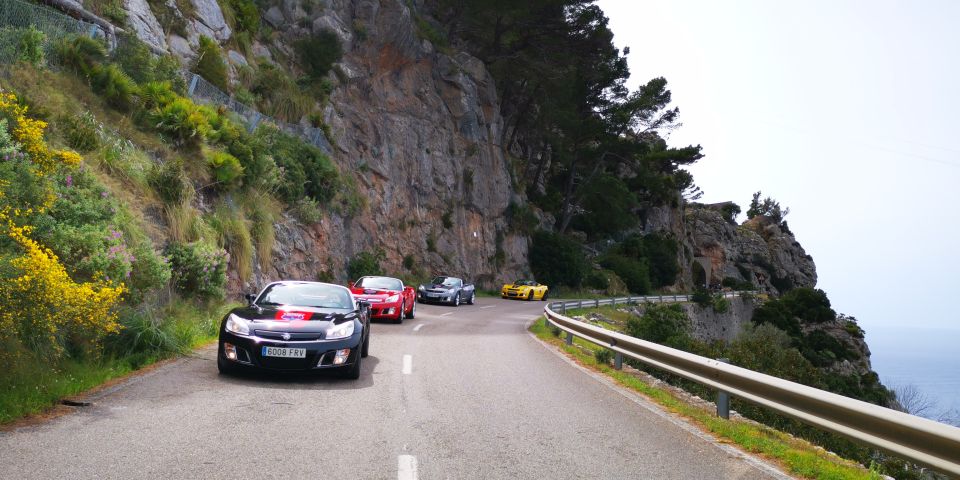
[[413, 324, 424, 332], [402, 355, 413, 375], [440, 312, 453, 317], [398, 455, 418, 480], [480, 305, 496, 309]]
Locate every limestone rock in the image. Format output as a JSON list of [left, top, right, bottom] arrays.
[[189, 0, 231, 41], [124, 0, 167, 52]]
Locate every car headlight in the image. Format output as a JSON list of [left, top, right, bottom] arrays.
[[326, 321, 355, 340], [418, 285, 425, 291], [386, 294, 400, 303], [225, 314, 250, 335]]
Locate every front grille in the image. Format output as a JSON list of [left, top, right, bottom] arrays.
[[254, 330, 323, 341]]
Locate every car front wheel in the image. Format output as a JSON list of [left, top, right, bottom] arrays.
[[406, 300, 416, 319], [217, 352, 236, 375], [453, 293, 460, 307], [340, 352, 362, 380]]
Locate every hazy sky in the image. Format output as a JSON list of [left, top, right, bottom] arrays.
[[597, 0, 960, 333]]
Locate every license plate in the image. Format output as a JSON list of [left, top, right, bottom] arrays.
[[262, 346, 307, 358]]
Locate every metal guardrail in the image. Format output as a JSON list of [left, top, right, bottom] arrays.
[[543, 294, 960, 476]]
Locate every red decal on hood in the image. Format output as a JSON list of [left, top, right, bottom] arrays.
[[275, 310, 314, 321]]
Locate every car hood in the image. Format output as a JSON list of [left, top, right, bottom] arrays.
[[421, 284, 456, 290], [350, 287, 401, 299], [231, 305, 357, 333]]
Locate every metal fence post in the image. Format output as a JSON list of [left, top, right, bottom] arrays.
[[614, 351, 623, 370], [594, 299, 599, 308], [716, 358, 730, 419], [561, 303, 566, 315], [87, 24, 97, 38], [611, 297, 616, 307], [565, 331, 573, 345], [578, 300, 583, 309], [248, 112, 262, 133], [187, 74, 199, 96], [659, 294, 663, 303]]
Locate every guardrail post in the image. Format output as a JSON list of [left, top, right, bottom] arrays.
[[565, 331, 573, 345], [716, 358, 730, 419], [594, 299, 599, 308], [658, 294, 663, 303], [611, 297, 616, 307], [673, 294, 678, 302], [561, 303, 566, 314], [614, 351, 623, 370], [578, 300, 583, 309]]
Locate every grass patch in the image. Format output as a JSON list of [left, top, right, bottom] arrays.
[[528, 320, 880, 480], [0, 300, 235, 425]]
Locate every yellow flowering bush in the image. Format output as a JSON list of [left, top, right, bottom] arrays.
[[0, 206, 125, 356], [0, 92, 81, 175]]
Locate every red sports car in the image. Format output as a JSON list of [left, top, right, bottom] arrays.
[[349, 276, 416, 323]]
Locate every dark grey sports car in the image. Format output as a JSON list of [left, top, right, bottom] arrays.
[[416, 275, 475, 306], [217, 281, 370, 379]]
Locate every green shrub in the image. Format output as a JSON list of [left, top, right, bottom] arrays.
[[257, 126, 338, 202], [153, 55, 187, 93], [58, 112, 101, 153], [0, 27, 45, 66], [55, 35, 107, 76], [207, 203, 253, 281], [594, 348, 613, 365], [113, 33, 156, 84], [599, 254, 651, 294], [227, 0, 260, 33], [722, 276, 754, 291], [441, 210, 453, 229], [506, 202, 538, 234], [148, 160, 192, 205], [139, 81, 177, 111], [426, 235, 437, 252], [720, 202, 741, 224], [625, 304, 692, 350], [206, 150, 244, 187], [402, 254, 415, 270], [570, 174, 638, 238], [150, 97, 211, 147], [584, 270, 609, 290], [124, 245, 172, 303], [294, 30, 343, 80], [291, 197, 323, 224], [195, 36, 229, 91], [347, 249, 385, 280], [691, 288, 711, 307], [530, 231, 588, 288], [93, 64, 139, 111], [164, 242, 228, 300], [712, 294, 730, 313]]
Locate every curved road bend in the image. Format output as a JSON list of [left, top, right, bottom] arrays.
[[0, 298, 790, 479]]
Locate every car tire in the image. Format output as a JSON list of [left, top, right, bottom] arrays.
[[361, 331, 370, 358], [526, 292, 533, 301], [468, 292, 475, 305], [541, 290, 549, 301], [453, 293, 460, 307], [341, 352, 362, 380], [217, 353, 236, 375], [406, 300, 416, 319], [397, 301, 405, 324]]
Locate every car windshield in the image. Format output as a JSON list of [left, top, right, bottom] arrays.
[[256, 283, 354, 309], [355, 276, 403, 291], [430, 276, 461, 287], [514, 280, 536, 286]]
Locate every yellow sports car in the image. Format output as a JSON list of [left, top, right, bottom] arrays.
[[501, 280, 549, 301]]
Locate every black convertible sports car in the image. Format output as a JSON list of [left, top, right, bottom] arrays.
[[417, 275, 475, 306], [217, 281, 370, 379]]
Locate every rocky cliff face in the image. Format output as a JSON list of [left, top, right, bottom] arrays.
[[107, 0, 529, 288], [643, 202, 816, 295]]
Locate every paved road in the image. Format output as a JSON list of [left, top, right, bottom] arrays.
[[0, 298, 789, 479]]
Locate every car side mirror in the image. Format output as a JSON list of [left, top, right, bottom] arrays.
[[244, 293, 256, 305]]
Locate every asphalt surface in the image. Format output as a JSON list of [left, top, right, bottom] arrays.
[[0, 297, 790, 479]]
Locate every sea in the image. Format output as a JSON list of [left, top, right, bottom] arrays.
[[866, 325, 960, 421]]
